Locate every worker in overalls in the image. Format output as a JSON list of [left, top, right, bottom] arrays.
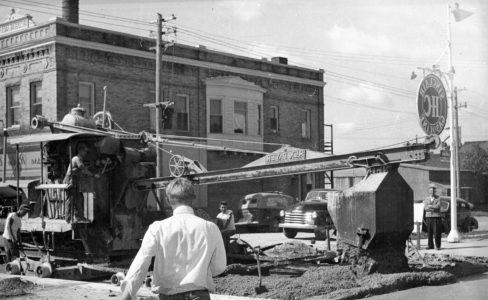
[[2, 204, 30, 262], [64, 143, 98, 222]]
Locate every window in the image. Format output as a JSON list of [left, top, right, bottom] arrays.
[[234, 101, 247, 134], [6, 86, 20, 127], [301, 109, 311, 138], [30, 81, 42, 119], [257, 104, 262, 136], [78, 82, 95, 116], [209, 99, 222, 133], [270, 106, 279, 132], [175, 94, 189, 131]]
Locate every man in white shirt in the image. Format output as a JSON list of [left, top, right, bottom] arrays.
[[2, 204, 30, 262], [120, 178, 226, 300]]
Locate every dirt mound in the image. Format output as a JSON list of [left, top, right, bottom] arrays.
[[265, 242, 317, 259], [0, 277, 36, 297], [215, 254, 488, 299]]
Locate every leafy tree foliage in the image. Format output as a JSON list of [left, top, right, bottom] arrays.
[[462, 145, 488, 175]]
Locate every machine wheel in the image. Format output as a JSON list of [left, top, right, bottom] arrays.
[[169, 155, 186, 177], [269, 219, 281, 233], [283, 228, 297, 239]]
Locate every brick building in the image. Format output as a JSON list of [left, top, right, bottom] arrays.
[[0, 9, 325, 216]]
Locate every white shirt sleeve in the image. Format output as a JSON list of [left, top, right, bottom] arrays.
[[120, 224, 158, 299], [209, 222, 227, 276]]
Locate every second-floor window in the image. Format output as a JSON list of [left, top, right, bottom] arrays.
[[209, 99, 222, 133], [270, 106, 279, 133], [78, 82, 95, 116], [175, 94, 189, 131], [6, 85, 20, 127], [30, 81, 42, 119], [301, 109, 311, 139], [234, 101, 247, 134]]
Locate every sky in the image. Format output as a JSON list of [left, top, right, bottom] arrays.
[[1, 0, 487, 154]]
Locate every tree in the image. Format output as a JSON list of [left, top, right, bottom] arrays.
[[462, 145, 488, 175]]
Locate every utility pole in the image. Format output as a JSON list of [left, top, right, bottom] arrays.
[[155, 13, 162, 184]]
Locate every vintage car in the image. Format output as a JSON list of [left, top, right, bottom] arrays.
[[279, 189, 337, 240], [235, 192, 296, 232], [414, 196, 478, 233]]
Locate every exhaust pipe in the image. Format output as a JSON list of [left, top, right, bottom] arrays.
[[31, 116, 48, 130]]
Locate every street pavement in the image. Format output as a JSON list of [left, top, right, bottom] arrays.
[[2, 216, 486, 299]]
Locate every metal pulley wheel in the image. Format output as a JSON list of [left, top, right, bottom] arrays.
[[93, 111, 113, 129], [169, 155, 187, 177]]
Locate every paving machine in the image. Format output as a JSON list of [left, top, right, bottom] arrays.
[[1, 106, 438, 279]]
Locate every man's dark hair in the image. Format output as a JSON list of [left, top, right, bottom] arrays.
[[220, 201, 227, 206]]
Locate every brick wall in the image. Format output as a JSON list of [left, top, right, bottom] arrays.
[[0, 19, 326, 212]]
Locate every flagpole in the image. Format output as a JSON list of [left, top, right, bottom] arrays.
[[447, 3, 461, 243]]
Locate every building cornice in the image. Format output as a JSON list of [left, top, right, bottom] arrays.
[[51, 36, 325, 87]]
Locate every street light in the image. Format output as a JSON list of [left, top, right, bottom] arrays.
[[446, 2, 473, 243]]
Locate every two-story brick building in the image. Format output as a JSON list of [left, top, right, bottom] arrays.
[[0, 7, 326, 216]]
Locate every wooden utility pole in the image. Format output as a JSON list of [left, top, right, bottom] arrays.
[[155, 13, 162, 183]]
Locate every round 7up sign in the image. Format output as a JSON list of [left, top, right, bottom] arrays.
[[417, 74, 448, 135]]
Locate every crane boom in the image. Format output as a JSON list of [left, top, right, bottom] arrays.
[[133, 140, 434, 191]]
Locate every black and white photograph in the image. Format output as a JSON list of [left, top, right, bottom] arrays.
[[0, 0, 487, 299]]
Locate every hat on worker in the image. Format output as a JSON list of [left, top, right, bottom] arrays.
[[428, 183, 436, 189], [18, 204, 31, 212]]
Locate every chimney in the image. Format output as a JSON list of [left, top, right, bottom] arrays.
[[62, 0, 79, 24], [271, 56, 288, 65]]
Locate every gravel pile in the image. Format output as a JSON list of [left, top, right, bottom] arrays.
[[0, 277, 37, 297]]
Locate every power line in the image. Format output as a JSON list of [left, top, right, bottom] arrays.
[[325, 95, 417, 115]]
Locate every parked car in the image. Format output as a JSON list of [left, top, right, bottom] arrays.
[[414, 196, 478, 233], [235, 192, 296, 232], [279, 188, 337, 240]]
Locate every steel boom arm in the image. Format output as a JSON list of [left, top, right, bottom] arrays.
[[133, 141, 434, 191]]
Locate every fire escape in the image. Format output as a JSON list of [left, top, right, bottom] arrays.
[[323, 124, 334, 189]]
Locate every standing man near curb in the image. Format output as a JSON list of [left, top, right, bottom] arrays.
[[2, 204, 30, 262], [216, 201, 236, 255], [423, 183, 442, 250], [121, 178, 226, 300]]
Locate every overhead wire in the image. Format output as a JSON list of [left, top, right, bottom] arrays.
[[5, 1, 485, 145], [3, 0, 426, 99], [325, 95, 417, 115]]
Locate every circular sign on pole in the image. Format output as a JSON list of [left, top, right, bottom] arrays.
[[417, 74, 448, 135]]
